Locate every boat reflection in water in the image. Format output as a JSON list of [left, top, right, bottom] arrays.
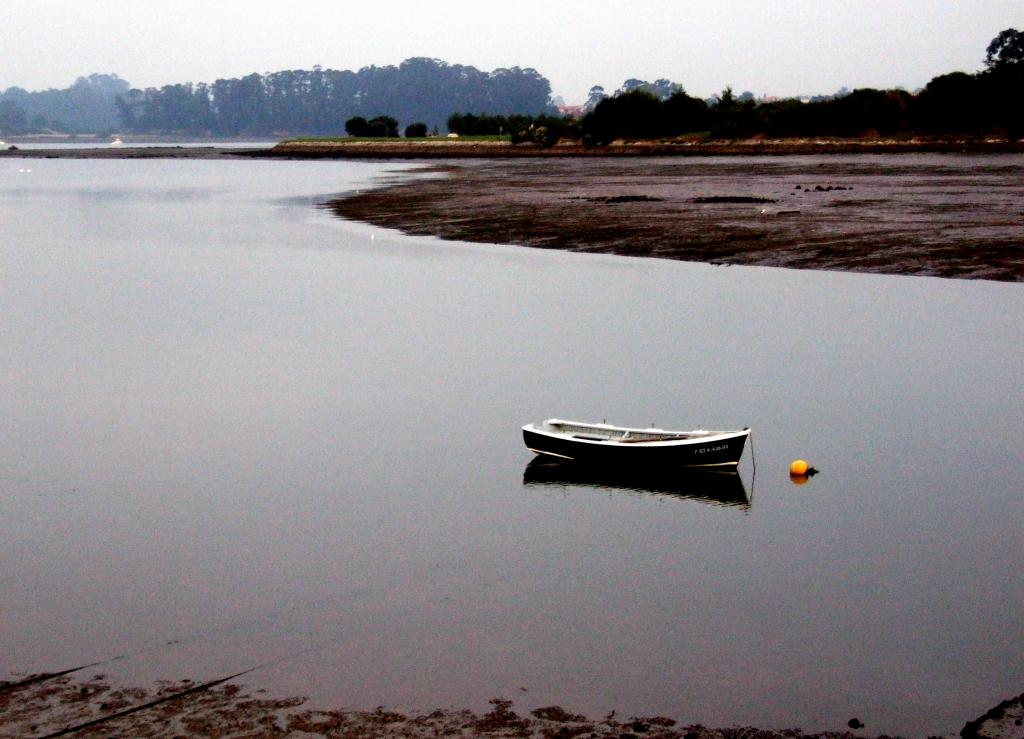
[[522, 459, 751, 509]]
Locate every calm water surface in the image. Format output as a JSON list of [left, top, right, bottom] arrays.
[[1, 157, 1021, 736]]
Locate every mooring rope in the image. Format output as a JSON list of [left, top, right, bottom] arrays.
[[748, 429, 757, 500]]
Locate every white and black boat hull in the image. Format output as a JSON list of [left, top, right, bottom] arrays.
[[523, 426, 749, 468]]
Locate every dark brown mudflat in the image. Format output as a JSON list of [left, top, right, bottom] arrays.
[[327, 157, 1024, 282]]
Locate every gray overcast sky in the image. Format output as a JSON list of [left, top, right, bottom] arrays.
[[2, 1, 1020, 103]]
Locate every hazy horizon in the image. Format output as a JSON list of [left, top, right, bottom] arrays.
[[2, 1, 1020, 104]]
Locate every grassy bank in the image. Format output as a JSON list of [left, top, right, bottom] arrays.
[[268, 135, 1024, 158]]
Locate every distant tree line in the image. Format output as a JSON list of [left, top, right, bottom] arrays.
[[2, 31, 1020, 141], [0, 74, 127, 135], [577, 29, 1024, 145], [112, 58, 554, 136]]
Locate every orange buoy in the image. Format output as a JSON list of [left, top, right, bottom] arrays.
[[790, 459, 809, 476]]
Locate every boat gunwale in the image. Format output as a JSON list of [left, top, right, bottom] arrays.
[[522, 420, 749, 448]]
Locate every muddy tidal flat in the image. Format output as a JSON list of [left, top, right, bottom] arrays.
[[326, 155, 1024, 282], [4, 672, 1023, 738], [5, 142, 1022, 283]]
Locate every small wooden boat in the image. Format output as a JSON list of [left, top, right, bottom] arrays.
[[522, 418, 750, 467]]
